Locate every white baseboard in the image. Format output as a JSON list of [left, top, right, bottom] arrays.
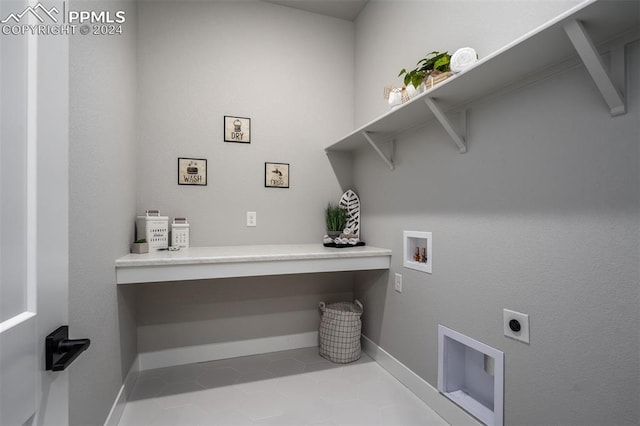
[[103, 357, 140, 426], [138, 331, 319, 371], [361, 335, 481, 426]]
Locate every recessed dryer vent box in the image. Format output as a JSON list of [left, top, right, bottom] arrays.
[[438, 325, 504, 426], [403, 231, 432, 273]]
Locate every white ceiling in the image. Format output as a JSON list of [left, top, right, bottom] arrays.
[[263, 0, 369, 21]]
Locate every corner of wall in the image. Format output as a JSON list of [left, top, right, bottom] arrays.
[[68, 0, 139, 424]]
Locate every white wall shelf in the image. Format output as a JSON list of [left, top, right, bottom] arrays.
[[115, 244, 392, 284], [325, 0, 638, 168]]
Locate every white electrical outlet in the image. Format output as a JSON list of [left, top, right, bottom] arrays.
[[503, 309, 530, 344], [246, 211, 256, 227], [394, 273, 402, 293]]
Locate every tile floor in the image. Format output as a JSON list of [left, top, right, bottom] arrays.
[[118, 347, 449, 426]]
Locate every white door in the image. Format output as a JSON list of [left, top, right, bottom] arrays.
[[0, 0, 69, 424]]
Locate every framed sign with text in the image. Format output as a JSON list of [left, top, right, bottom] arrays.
[[264, 162, 289, 188], [224, 116, 251, 143], [178, 158, 207, 186]]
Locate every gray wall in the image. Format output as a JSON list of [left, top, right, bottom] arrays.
[[352, 1, 639, 425], [137, 273, 353, 353], [136, 0, 353, 245], [68, 1, 138, 424], [134, 2, 356, 356]]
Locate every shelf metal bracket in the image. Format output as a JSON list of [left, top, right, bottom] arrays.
[[564, 19, 626, 116], [362, 131, 394, 170], [423, 97, 468, 153]]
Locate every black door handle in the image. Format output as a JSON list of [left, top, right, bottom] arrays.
[[45, 326, 90, 371]]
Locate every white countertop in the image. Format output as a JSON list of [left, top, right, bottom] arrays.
[[115, 244, 392, 284]]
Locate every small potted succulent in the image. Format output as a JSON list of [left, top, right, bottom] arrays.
[[398, 51, 452, 90], [325, 202, 347, 239], [130, 238, 149, 254]]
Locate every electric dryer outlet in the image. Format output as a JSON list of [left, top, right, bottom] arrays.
[[503, 309, 530, 344]]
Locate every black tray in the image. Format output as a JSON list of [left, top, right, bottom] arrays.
[[323, 241, 366, 248]]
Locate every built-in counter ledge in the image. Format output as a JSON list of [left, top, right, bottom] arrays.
[[115, 244, 392, 284]]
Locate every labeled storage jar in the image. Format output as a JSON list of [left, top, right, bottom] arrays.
[[136, 210, 169, 251]]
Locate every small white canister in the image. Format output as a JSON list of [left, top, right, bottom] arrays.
[[171, 217, 190, 248], [136, 210, 169, 251]]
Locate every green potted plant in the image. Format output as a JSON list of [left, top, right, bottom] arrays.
[[325, 202, 347, 239], [130, 238, 149, 254], [398, 51, 451, 89]]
